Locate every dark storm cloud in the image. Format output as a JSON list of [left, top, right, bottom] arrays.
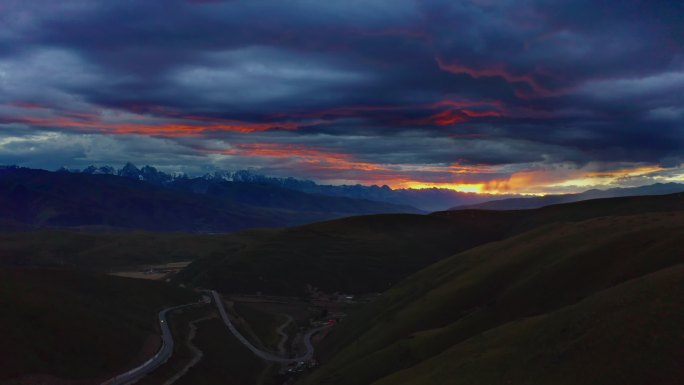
[[0, 0, 682, 191]]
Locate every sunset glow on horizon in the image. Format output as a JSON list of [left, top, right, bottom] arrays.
[[0, 1, 682, 193]]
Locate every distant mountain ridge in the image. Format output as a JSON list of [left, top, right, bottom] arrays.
[[47, 163, 684, 212], [452, 182, 684, 210], [56, 163, 506, 211], [0, 167, 420, 232]]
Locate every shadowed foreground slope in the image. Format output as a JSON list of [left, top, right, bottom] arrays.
[[0, 268, 196, 384], [176, 193, 684, 295], [174, 211, 520, 295], [302, 211, 684, 385], [373, 265, 684, 385]]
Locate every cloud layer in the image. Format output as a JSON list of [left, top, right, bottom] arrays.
[[1, 0, 682, 193]]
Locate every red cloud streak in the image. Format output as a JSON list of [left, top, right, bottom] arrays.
[[0, 115, 304, 136]]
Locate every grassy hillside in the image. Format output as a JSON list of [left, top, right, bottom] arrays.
[[173, 318, 274, 385], [0, 268, 197, 383], [174, 211, 521, 295], [176, 193, 684, 296], [5, 193, 681, 273], [0, 230, 244, 269], [437, 191, 684, 233], [3, 193, 681, 293], [301, 210, 684, 385], [373, 265, 684, 385], [233, 302, 287, 352]]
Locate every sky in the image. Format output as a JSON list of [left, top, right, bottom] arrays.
[[0, 0, 683, 194]]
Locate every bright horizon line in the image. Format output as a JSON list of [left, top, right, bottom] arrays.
[[6, 164, 681, 197]]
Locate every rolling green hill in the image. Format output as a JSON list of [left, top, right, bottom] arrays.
[[2, 194, 683, 384], [0, 230, 243, 269], [301, 211, 684, 385], [0, 268, 197, 383], [373, 265, 684, 385], [173, 211, 520, 295], [176, 193, 684, 296]]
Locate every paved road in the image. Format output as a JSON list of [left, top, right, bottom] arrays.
[[101, 299, 206, 385], [212, 291, 331, 363]]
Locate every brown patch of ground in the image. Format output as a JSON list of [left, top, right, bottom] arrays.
[[109, 261, 193, 281], [110, 271, 168, 280]]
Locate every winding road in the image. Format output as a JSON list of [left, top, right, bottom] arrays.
[[101, 299, 207, 385], [211, 290, 332, 363], [101, 291, 328, 385]]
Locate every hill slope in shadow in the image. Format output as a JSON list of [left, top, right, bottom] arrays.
[[176, 193, 684, 295], [0, 268, 196, 384], [301, 210, 684, 385]]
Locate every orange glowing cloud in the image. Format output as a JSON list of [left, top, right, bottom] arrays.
[[547, 165, 667, 189], [7, 101, 664, 196], [2, 99, 503, 155], [393, 163, 670, 195], [480, 171, 554, 193], [269, 99, 504, 127], [435, 56, 555, 98], [414, 99, 504, 126], [583, 165, 665, 179], [209, 144, 499, 190], [396, 181, 490, 194], [409, 107, 501, 126], [207, 143, 391, 173], [0, 113, 303, 136], [461, 109, 502, 118], [1, 101, 313, 136], [395, 170, 573, 195], [418, 109, 468, 126], [463, 164, 669, 194]]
